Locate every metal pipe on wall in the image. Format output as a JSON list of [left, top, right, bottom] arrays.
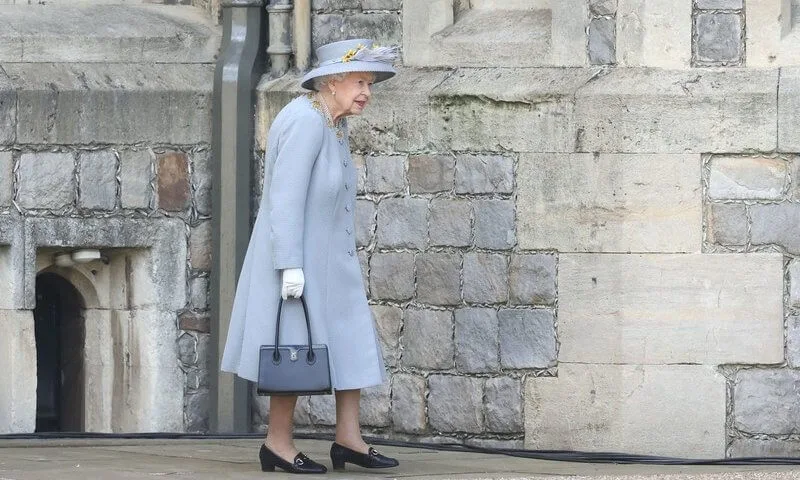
[[266, 0, 293, 77], [294, 0, 311, 71]]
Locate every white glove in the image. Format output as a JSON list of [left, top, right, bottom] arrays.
[[281, 268, 305, 300]]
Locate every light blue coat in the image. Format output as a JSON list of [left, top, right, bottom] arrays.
[[221, 94, 385, 390]]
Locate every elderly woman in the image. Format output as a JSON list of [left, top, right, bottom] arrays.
[[220, 39, 400, 474]]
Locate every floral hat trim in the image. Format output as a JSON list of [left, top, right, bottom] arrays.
[[317, 44, 399, 67]]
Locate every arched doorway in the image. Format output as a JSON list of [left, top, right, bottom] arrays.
[[34, 273, 85, 432]]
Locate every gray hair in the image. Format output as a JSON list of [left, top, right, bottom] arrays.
[[312, 73, 347, 92]]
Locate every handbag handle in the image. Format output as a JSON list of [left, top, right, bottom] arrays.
[[273, 296, 317, 363]]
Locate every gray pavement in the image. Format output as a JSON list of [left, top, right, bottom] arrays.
[[1, 438, 800, 479]]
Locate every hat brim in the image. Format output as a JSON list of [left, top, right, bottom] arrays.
[[301, 61, 396, 90]]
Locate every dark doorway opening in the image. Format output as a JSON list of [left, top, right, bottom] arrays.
[[34, 272, 86, 432]]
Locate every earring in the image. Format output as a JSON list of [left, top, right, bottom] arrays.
[[332, 91, 336, 96]]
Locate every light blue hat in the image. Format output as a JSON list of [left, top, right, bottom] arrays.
[[301, 38, 398, 91]]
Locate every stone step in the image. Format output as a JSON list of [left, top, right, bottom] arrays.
[[0, 4, 220, 63]]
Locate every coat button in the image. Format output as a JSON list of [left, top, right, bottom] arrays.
[[343, 161, 348, 167], [345, 205, 351, 212], [348, 250, 354, 257], [346, 228, 352, 235], [344, 183, 350, 190]]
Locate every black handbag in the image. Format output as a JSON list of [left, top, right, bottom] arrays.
[[257, 295, 332, 396]]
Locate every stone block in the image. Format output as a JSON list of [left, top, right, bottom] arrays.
[[185, 389, 209, 433], [617, 0, 692, 67], [695, 13, 743, 64], [734, 369, 800, 434], [179, 312, 210, 333], [730, 439, 800, 458], [369, 252, 415, 301], [455, 308, 499, 373], [360, 382, 391, 427], [354, 154, 366, 194], [779, 68, 800, 151], [429, 198, 471, 247], [499, 309, 556, 369], [9, 63, 212, 145], [558, 253, 784, 364], [119, 149, 153, 210], [454, 155, 514, 194], [590, 0, 617, 15], [309, 395, 337, 426], [589, 17, 616, 65], [751, 203, 800, 253], [509, 254, 557, 306], [190, 276, 208, 310], [518, 154, 702, 252], [189, 221, 211, 271], [463, 253, 508, 304], [408, 155, 454, 193], [473, 199, 516, 250], [191, 150, 212, 216], [178, 332, 196, 365], [355, 199, 376, 247], [391, 374, 427, 434], [525, 364, 726, 457], [157, 152, 190, 211], [17, 152, 75, 210], [791, 260, 800, 307], [362, 0, 400, 9], [746, 1, 800, 67], [575, 69, 778, 153], [416, 252, 461, 305], [428, 375, 484, 433], [788, 316, 800, 368], [696, 0, 742, 8], [376, 198, 428, 249], [402, 308, 454, 370], [0, 151, 12, 206], [79, 150, 117, 210], [312, 0, 360, 10], [705, 203, 747, 245], [312, 13, 401, 51], [709, 155, 788, 201], [365, 155, 406, 194], [0, 72, 14, 145], [485, 377, 523, 433], [0, 310, 36, 433], [371, 304, 402, 367]]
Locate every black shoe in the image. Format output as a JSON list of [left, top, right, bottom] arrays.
[[259, 444, 327, 474], [330, 442, 399, 470]]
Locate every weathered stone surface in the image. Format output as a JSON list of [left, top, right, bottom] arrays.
[[526, 364, 726, 457], [8, 63, 213, 145], [408, 155, 454, 193], [558, 253, 784, 364], [309, 395, 337, 426], [705, 203, 747, 245], [428, 375, 484, 433], [730, 438, 800, 458], [362, 0, 401, 9], [455, 308, 499, 373], [791, 260, 800, 307], [355, 199, 376, 247], [354, 154, 366, 194], [371, 304, 402, 367], [779, 68, 800, 151], [499, 309, 557, 369], [575, 69, 778, 153], [590, 0, 617, 15], [190, 276, 208, 310], [788, 316, 800, 368], [617, 0, 691, 67], [519, 154, 701, 252], [0, 72, 14, 145], [0, 310, 36, 433], [189, 221, 211, 271], [179, 312, 210, 333], [157, 152, 190, 211], [185, 389, 209, 432], [312, 13, 401, 51], [0, 151, 12, 206], [312, 0, 360, 10], [402, 308, 454, 370], [709, 156, 787, 200], [360, 382, 391, 427], [734, 369, 800, 434], [18, 152, 75, 210], [463, 253, 508, 304], [455, 155, 514, 194], [696, 0, 742, 8], [589, 17, 616, 65], [429, 198, 471, 247], [376, 198, 428, 249], [365, 155, 406, 194], [178, 332, 196, 365], [465, 438, 525, 450], [119, 149, 152, 210], [391, 374, 427, 434], [357, 250, 369, 293], [485, 377, 523, 433], [695, 13, 742, 63], [191, 150, 212, 216], [416, 252, 461, 305], [509, 254, 556, 306], [751, 203, 800, 253], [746, 2, 800, 67], [79, 150, 117, 210], [473, 199, 515, 250], [369, 252, 414, 300]]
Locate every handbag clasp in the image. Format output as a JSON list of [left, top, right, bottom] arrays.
[[289, 348, 299, 362]]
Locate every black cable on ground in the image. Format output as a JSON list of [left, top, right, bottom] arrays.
[[2, 432, 800, 466]]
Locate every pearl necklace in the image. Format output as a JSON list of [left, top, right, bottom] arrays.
[[310, 92, 345, 143]]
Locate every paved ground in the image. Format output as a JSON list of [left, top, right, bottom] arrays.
[[1, 438, 800, 479]]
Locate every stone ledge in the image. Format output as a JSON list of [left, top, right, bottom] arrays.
[[3, 62, 213, 145], [0, 4, 220, 63]]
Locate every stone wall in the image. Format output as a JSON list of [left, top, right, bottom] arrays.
[[311, 0, 402, 52]]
